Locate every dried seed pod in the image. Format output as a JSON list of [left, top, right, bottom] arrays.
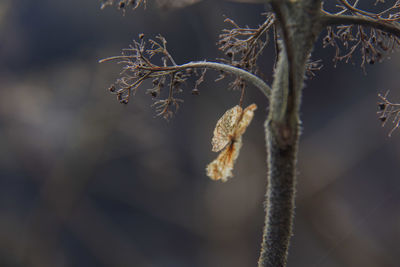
[[150, 91, 157, 97]]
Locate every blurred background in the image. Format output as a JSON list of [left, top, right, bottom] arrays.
[[0, 0, 400, 266]]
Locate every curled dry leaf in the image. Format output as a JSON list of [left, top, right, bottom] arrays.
[[206, 103, 257, 182], [211, 105, 243, 152]]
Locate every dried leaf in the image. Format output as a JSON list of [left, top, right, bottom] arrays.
[[207, 103, 257, 181], [206, 137, 242, 182], [211, 105, 243, 152]]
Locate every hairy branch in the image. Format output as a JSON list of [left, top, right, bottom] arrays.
[[134, 61, 272, 97], [258, 1, 323, 266], [100, 35, 271, 119], [322, 14, 400, 37]]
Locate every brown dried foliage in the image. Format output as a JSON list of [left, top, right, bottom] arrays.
[[323, 1, 400, 70], [377, 91, 400, 136], [101, 12, 276, 119], [321, 1, 400, 135], [101, 1, 400, 136], [102, 35, 195, 119], [217, 14, 275, 93], [218, 14, 275, 74], [206, 104, 257, 181]]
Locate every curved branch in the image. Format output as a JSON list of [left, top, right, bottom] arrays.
[[136, 61, 272, 98], [337, 0, 377, 18], [322, 13, 400, 37]]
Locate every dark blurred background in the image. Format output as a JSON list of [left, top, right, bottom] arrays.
[[0, 0, 399, 266]]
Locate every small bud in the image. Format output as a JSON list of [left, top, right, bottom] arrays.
[[192, 88, 200, 95], [119, 1, 125, 9], [150, 91, 157, 97], [108, 85, 116, 92], [379, 116, 387, 122], [139, 33, 144, 39], [378, 103, 386, 110], [323, 36, 330, 43]]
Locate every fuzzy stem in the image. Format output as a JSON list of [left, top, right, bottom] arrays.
[[260, 120, 299, 267], [258, 1, 323, 266], [100, 59, 272, 98], [258, 46, 300, 267], [178, 62, 271, 98]]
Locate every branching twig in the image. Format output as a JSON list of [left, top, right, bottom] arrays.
[[377, 91, 400, 136], [100, 35, 271, 119], [321, 14, 400, 70]]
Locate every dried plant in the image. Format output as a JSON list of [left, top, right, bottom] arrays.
[[99, 1, 400, 267], [322, 0, 400, 69], [206, 104, 257, 181], [218, 15, 275, 74], [101, 35, 191, 119], [100, 34, 271, 119], [377, 90, 400, 136]]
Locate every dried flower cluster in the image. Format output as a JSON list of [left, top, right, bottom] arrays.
[[101, 35, 208, 119], [218, 15, 275, 74], [322, 1, 400, 70], [323, 25, 400, 69], [100, 12, 274, 119], [206, 104, 257, 182], [217, 15, 275, 93], [100, 0, 146, 11], [377, 91, 400, 136]]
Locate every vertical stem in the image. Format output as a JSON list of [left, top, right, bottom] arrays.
[[258, 45, 300, 267], [257, 2, 322, 265], [258, 120, 300, 267]]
